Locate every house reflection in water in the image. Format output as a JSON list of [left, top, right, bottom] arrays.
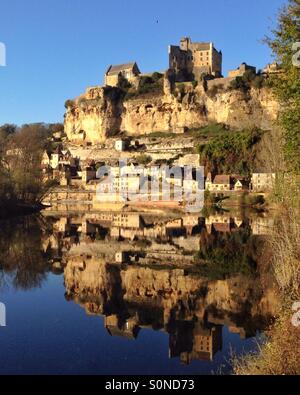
[[40, 209, 279, 365]]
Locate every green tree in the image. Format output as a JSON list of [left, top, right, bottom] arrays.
[[266, 0, 300, 172]]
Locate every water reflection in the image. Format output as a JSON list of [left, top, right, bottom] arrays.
[[0, 210, 278, 370], [0, 217, 51, 290]]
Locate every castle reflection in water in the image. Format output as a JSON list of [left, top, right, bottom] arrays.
[[38, 208, 278, 365]]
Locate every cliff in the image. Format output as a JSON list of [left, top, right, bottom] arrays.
[[64, 82, 279, 144]]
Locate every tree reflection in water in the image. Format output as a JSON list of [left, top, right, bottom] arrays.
[[0, 216, 51, 290]]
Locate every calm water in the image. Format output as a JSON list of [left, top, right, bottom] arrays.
[[0, 211, 277, 375]]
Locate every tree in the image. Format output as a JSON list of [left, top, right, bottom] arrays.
[[266, 0, 300, 172], [8, 124, 50, 203]]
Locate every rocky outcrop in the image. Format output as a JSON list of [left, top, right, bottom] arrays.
[[64, 86, 123, 144], [64, 82, 279, 144]]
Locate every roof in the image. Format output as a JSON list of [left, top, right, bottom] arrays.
[[53, 146, 62, 155], [192, 42, 211, 51], [213, 175, 231, 184], [42, 151, 50, 159], [106, 62, 137, 76]]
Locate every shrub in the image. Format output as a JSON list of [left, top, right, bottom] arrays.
[[151, 72, 163, 82], [230, 77, 249, 92], [135, 154, 152, 165], [65, 99, 75, 109], [230, 72, 267, 92], [197, 129, 262, 175], [118, 75, 132, 91], [251, 75, 266, 89], [207, 84, 224, 98], [123, 75, 163, 100]]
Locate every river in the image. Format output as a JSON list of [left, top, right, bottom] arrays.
[[0, 209, 278, 375]]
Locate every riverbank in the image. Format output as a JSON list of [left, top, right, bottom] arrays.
[[233, 308, 300, 375], [233, 206, 300, 375]]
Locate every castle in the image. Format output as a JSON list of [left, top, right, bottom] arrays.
[[103, 37, 222, 87], [168, 37, 223, 81]]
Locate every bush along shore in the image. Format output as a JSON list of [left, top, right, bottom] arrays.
[[233, 0, 300, 375]]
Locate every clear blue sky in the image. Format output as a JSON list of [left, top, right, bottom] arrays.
[[0, 0, 286, 126]]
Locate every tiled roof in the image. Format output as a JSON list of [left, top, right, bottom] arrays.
[[106, 62, 136, 76], [213, 175, 231, 184]]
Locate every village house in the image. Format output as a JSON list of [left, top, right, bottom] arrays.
[[233, 176, 249, 191], [251, 173, 276, 192], [42, 147, 77, 170], [104, 62, 141, 87], [205, 173, 249, 192], [205, 173, 232, 192], [169, 37, 222, 82], [97, 173, 144, 196], [115, 139, 129, 152], [82, 167, 97, 184]]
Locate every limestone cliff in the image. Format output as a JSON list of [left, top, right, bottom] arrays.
[[64, 83, 279, 144]]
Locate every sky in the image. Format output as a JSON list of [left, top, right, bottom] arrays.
[[0, 0, 287, 126]]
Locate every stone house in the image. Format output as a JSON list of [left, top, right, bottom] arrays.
[[205, 173, 232, 191], [104, 62, 141, 87], [115, 139, 128, 152], [82, 167, 97, 184], [43, 147, 77, 170], [97, 173, 143, 196], [169, 37, 222, 81], [41, 151, 51, 167]]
